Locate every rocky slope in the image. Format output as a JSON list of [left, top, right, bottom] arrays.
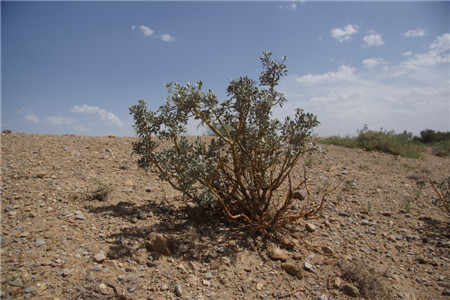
[[1, 133, 449, 299]]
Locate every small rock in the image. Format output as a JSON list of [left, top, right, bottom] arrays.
[[75, 213, 86, 220], [304, 261, 316, 273], [281, 263, 303, 279], [93, 252, 107, 263], [24, 286, 36, 293], [160, 283, 168, 291], [131, 217, 139, 223], [305, 223, 317, 232], [402, 292, 417, 300], [442, 290, 450, 296], [405, 235, 420, 241], [256, 282, 264, 291], [293, 253, 303, 260], [361, 220, 370, 226], [204, 272, 213, 280], [381, 211, 392, 217], [174, 284, 183, 297], [342, 169, 349, 175], [341, 283, 359, 297], [339, 211, 350, 217], [146, 233, 171, 256], [9, 278, 24, 287], [280, 237, 296, 250], [321, 246, 335, 255], [293, 190, 308, 200], [268, 247, 288, 261], [333, 276, 342, 289], [34, 239, 46, 247], [4, 206, 13, 212], [139, 212, 148, 220]]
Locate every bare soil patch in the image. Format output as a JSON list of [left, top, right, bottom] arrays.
[[1, 133, 449, 299]]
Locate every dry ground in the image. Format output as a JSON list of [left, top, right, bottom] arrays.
[[1, 133, 449, 299]]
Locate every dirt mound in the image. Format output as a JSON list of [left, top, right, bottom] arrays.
[[1, 133, 449, 299]]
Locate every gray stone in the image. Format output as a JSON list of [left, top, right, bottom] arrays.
[[9, 278, 23, 287], [293, 190, 308, 200], [342, 169, 349, 175], [205, 272, 213, 280], [4, 206, 13, 212], [93, 252, 107, 263], [138, 212, 148, 220], [174, 284, 183, 297], [34, 239, 46, 247], [341, 283, 359, 297], [91, 265, 102, 271], [304, 261, 316, 273], [24, 287, 36, 293], [405, 235, 420, 241], [75, 213, 86, 220]]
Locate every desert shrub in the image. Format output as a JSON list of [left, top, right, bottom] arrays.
[[320, 125, 422, 158], [319, 135, 358, 149], [432, 140, 450, 157], [430, 177, 450, 213], [418, 129, 450, 144], [130, 52, 338, 230], [341, 260, 391, 299]]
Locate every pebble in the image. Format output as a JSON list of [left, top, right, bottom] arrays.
[[9, 278, 23, 287], [34, 239, 46, 247], [281, 263, 303, 279], [93, 252, 107, 263], [174, 284, 183, 297], [75, 213, 86, 220], [268, 247, 288, 262], [442, 290, 450, 296], [304, 261, 316, 273], [341, 283, 359, 297], [139, 212, 148, 220], [293, 190, 308, 200], [305, 223, 317, 232]]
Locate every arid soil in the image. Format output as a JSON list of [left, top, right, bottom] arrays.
[[1, 133, 449, 300]]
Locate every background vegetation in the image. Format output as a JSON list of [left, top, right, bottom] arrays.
[[320, 126, 450, 158]]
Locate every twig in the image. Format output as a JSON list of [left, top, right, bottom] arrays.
[[279, 288, 306, 298]]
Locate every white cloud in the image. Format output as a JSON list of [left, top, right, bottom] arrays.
[[70, 105, 124, 128], [278, 33, 449, 136], [402, 51, 413, 56], [391, 33, 450, 75], [331, 24, 358, 42], [46, 116, 75, 125], [404, 28, 426, 38], [363, 31, 384, 47], [296, 65, 356, 84], [429, 33, 450, 55], [278, 2, 297, 11], [161, 34, 175, 42], [25, 114, 40, 123], [362, 58, 383, 70], [132, 24, 154, 37]]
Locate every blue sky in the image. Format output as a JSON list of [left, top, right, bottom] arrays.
[[2, 1, 449, 137]]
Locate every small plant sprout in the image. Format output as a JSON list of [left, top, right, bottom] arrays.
[[130, 51, 342, 231]]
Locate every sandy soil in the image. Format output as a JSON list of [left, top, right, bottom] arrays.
[[1, 132, 449, 299]]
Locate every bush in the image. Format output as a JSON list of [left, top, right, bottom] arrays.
[[320, 125, 422, 158], [430, 177, 450, 213], [130, 52, 337, 230], [418, 129, 450, 144]]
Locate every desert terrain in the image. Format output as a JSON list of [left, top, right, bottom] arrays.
[[1, 132, 449, 299]]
